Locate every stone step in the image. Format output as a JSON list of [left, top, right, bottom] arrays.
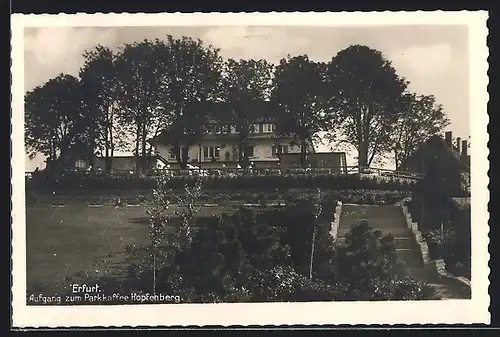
[[335, 236, 416, 249], [395, 248, 423, 267], [337, 227, 413, 238], [341, 205, 403, 217], [399, 264, 441, 282], [339, 217, 407, 230]]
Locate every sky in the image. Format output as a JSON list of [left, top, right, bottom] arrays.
[[23, 24, 470, 171]]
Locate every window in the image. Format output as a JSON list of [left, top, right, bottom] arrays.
[[169, 147, 187, 160], [75, 159, 87, 169], [263, 124, 275, 133], [231, 125, 240, 134], [169, 148, 177, 159], [215, 125, 224, 134], [244, 146, 254, 158], [272, 145, 288, 157], [203, 146, 220, 159], [250, 124, 260, 133]]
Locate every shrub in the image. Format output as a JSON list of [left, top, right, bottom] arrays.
[[27, 171, 416, 194], [337, 220, 398, 285], [334, 221, 437, 301]]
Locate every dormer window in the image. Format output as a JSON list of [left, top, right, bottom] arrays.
[[263, 124, 275, 133], [250, 124, 260, 133]]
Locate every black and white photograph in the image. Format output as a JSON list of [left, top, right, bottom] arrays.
[[11, 11, 489, 327]]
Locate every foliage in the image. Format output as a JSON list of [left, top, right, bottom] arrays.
[[24, 74, 91, 173], [422, 228, 470, 279], [156, 36, 225, 169], [337, 220, 397, 286], [335, 221, 437, 301], [79, 44, 128, 172], [325, 45, 408, 168], [222, 58, 275, 166], [272, 55, 327, 167], [26, 38, 451, 173], [114, 39, 169, 172], [27, 171, 417, 195], [392, 93, 450, 169]]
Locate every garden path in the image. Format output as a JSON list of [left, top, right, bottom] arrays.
[[336, 204, 470, 299]]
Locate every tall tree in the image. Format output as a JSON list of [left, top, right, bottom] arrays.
[[79, 45, 124, 173], [393, 93, 450, 169], [114, 39, 167, 173], [271, 55, 327, 167], [222, 59, 275, 167], [24, 74, 89, 173], [325, 45, 408, 168], [157, 36, 225, 169]]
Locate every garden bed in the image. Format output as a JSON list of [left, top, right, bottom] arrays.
[[405, 198, 471, 280], [26, 188, 411, 207], [27, 171, 415, 194]]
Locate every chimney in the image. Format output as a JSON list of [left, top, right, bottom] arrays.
[[456, 137, 461, 153], [462, 140, 468, 156], [445, 131, 452, 148]]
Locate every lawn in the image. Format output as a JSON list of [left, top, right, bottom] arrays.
[[25, 204, 234, 295]]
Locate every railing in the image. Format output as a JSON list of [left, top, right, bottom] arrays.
[[29, 165, 423, 181]]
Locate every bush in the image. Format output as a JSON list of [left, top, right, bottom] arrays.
[[334, 221, 437, 301], [27, 171, 415, 193], [422, 228, 470, 279]]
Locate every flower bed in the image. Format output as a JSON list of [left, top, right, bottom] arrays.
[[26, 187, 411, 207], [27, 171, 415, 193]]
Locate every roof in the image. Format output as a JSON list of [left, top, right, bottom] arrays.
[[95, 154, 157, 159], [401, 134, 470, 173], [279, 151, 344, 156], [448, 197, 471, 211]]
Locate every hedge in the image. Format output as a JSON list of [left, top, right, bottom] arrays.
[[27, 172, 415, 193]]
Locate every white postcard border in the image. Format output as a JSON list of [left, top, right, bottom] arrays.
[[11, 11, 490, 327]]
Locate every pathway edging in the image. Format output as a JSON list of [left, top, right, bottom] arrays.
[[330, 201, 343, 241], [397, 198, 471, 292]]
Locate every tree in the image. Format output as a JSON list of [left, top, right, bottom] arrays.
[[271, 55, 327, 167], [157, 36, 225, 169], [325, 45, 408, 168], [114, 39, 168, 173], [79, 45, 126, 173], [393, 93, 450, 169], [222, 59, 275, 167], [25, 74, 89, 173]]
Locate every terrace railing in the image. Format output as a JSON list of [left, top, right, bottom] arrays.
[[35, 165, 423, 181]]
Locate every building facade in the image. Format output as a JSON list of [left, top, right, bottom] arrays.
[[149, 121, 315, 169], [73, 155, 158, 173], [278, 152, 347, 172]]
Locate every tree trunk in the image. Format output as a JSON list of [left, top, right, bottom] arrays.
[[358, 141, 369, 169], [174, 144, 187, 170], [198, 144, 202, 172], [141, 122, 147, 172], [135, 120, 141, 175], [109, 126, 114, 174], [300, 139, 307, 168], [104, 128, 110, 173]]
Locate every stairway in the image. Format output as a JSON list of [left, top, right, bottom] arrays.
[[336, 204, 468, 299], [337, 204, 424, 270]]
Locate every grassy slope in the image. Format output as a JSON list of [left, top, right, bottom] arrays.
[[26, 205, 232, 294]]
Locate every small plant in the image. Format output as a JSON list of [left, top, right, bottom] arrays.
[[144, 171, 203, 295], [338, 220, 398, 285]]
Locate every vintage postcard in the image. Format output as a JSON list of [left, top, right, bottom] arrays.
[[11, 11, 490, 327]]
